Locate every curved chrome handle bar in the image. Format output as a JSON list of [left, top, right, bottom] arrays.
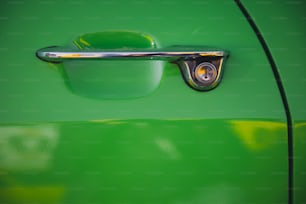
[[36, 46, 229, 91]]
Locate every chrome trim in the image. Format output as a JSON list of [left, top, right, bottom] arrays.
[[36, 46, 229, 91], [36, 47, 225, 61]]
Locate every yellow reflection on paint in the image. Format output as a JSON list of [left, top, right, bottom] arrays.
[[0, 185, 65, 204], [230, 120, 286, 151], [79, 37, 91, 47], [294, 121, 306, 128], [293, 121, 306, 143], [73, 37, 91, 49]]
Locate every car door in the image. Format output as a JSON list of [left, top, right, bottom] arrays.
[[0, 1, 288, 203]]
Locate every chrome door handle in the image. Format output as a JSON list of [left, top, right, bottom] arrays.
[[36, 46, 229, 91]]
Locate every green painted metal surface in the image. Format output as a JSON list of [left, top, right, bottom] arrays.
[[63, 31, 163, 99], [0, 1, 288, 203], [240, 1, 306, 203], [0, 120, 287, 203]]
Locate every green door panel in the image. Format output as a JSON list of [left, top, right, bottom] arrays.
[[0, 1, 288, 203], [240, 1, 306, 203], [0, 119, 287, 204]]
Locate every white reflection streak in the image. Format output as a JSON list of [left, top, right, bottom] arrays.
[[155, 138, 181, 160], [0, 125, 58, 170]]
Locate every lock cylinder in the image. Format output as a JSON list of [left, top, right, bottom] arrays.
[[194, 62, 218, 85]]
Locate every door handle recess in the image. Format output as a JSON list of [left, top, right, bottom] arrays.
[[36, 46, 229, 91]]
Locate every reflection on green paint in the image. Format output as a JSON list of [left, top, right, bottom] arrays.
[[230, 120, 286, 151], [0, 119, 287, 204], [0, 125, 64, 204], [293, 121, 306, 203], [0, 185, 65, 204], [0, 125, 59, 170]]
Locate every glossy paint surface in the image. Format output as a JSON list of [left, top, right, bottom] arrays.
[[0, 119, 288, 204], [64, 31, 163, 99], [241, 1, 306, 203], [0, 1, 288, 203]]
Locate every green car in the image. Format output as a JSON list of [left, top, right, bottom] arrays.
[[0, 0, 305, 203]]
